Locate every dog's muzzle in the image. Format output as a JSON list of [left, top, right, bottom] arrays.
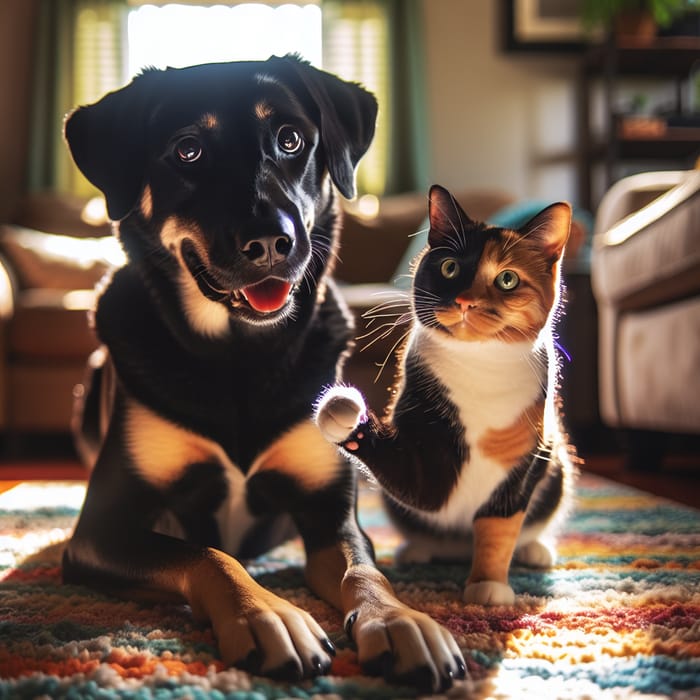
[[180, 239, 295, 316]]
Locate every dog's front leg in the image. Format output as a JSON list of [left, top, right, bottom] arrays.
[[305, 524, 466, 693], [288, 467, 466, 692], [247, 426, 466, 692], [66, 524, 333, 679], [65, 403, 335, 681]]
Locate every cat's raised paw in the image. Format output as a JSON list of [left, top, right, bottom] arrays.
[[315, 386, 366, 444], [463, 580, 515, 606]]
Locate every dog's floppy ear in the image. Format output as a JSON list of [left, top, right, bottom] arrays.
[[64, 71, 156, 221], [276, 56, 378, 200]]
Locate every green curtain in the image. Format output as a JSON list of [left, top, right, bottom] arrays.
[[383, 0, 430, 194], [321, 0, 430, 195], [27, 0, 126, 197]]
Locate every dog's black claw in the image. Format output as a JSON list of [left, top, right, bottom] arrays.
[[361, 650, 393, 678], [321, 637, 336, 656], [440, 665, 455, 692], [395, 665, 437, 694], [454, 655, 467, 679], [344, 611, 358, 639], [311, 654, 332, 677], [238, 649, 261, 673], [269, 659, 303, 681]]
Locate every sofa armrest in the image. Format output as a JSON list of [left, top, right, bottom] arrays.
[[0, 252, 16, 322], [0, 253, 16, 430], [591, 170, 700, 312]]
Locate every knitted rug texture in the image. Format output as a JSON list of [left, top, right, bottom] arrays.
[[0, 473, 698, 699]]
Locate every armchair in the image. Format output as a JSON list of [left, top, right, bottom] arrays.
[[590, 169, 700, 448]]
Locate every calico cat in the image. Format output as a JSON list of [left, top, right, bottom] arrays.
[[316, 184, 577, 606]]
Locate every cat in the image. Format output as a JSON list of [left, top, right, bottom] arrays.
[[316, 184, 578, 606]]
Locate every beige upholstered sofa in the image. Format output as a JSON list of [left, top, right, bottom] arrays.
[[591, 169, 700, 437], [0, 188, 516, 443]]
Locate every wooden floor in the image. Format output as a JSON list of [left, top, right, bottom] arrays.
[[581, 453, 700, 510]]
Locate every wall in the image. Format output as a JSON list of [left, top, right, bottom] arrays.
[[422, 0, 581, 207], [0, 1, 38, 222], [0, 1, 584, 218]]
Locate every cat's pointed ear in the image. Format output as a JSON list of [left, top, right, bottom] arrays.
[[519, 202, 572, 263], [427, 184, 474, 247]]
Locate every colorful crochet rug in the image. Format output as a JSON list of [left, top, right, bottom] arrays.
[[0, 474, 698, 699]]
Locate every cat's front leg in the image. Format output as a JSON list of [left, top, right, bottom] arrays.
[[315, 385, 367, 445], [463, 512, 526, 606]]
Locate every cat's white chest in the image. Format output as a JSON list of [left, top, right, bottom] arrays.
[[413, 329, 545, 526]]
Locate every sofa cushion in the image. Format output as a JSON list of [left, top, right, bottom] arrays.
[[0, 225, 125, 290], [8, 289, 99, 360], [616, 296, 700, 433], [12, 191, 111, 238]]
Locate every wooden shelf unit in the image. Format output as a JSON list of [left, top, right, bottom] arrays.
[[577, 37, 700, 210]]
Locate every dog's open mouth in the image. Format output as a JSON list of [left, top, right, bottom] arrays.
[[181, 240, 294, 315], [236, 278, 293, 313]]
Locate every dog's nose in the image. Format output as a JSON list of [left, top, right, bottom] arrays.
[[242, 234, 293, 267]]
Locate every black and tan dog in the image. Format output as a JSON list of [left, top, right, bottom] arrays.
[[62, 55, 464, 691]]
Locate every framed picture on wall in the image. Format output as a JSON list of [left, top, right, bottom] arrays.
[[503, 0, 598, 51]]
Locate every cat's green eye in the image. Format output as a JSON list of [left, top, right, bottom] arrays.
[[441, 259, 460, 279], [495, 270, 520, 291]]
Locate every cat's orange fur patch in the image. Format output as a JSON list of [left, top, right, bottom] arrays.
[[468, 511, 526, 585], [478, 400, 544, 468]]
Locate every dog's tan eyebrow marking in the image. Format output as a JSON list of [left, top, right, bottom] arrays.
[[140, 185, 153, 219], [254, 101, 273, 120], [198, 112, 219, 129]]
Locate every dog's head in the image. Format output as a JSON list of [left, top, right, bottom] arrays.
[[64, 55, 377, 335]]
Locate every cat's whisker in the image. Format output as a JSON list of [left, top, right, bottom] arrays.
[[373, 327, 411, 383], [408, 225, 430, 239], [358, 322, 402, 347]]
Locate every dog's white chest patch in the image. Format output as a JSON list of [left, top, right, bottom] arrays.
[[215, 467, 260, 555]]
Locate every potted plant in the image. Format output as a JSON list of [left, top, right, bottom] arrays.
[[581, 0, 693, 41]]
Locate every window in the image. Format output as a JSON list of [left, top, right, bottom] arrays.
[[124, 2, 388, 195], [127, 3, 323, 74]]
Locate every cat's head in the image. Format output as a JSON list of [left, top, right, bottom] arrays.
[[412, 184, 571, 343]]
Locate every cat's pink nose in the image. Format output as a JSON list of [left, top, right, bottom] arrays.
[[456, 294, 476, 311]]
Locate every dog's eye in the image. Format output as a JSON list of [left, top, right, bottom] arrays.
[[277, 126, 304, 155], [175, 136, 203, 164]]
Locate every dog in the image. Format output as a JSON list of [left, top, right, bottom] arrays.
[[62, 55, 465, 692]]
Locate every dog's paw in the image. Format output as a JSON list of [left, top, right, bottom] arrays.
[[463, 580, 515, 606], [346, 604, 466, 693], [314, 385, 366, 444], [215, 595, 335, 680], [514, 539, 556, 568], [343, 567, 466, 693]]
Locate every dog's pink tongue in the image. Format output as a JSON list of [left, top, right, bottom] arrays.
[[243, 279, 292, 313]]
